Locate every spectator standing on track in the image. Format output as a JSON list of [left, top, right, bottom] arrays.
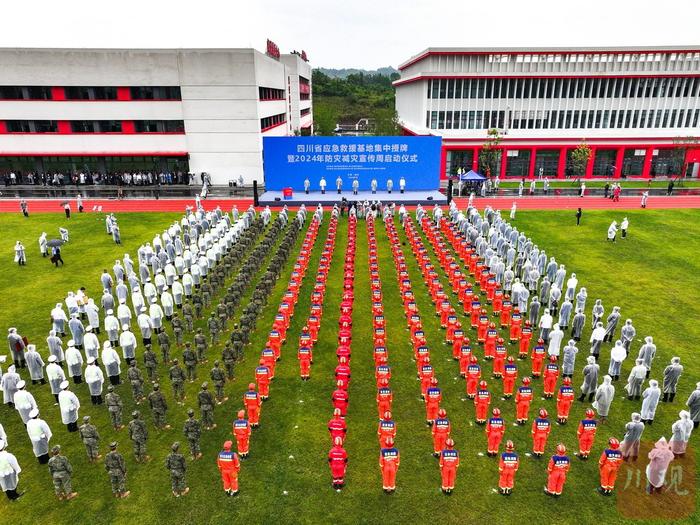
[[641, 191, 648, 208]]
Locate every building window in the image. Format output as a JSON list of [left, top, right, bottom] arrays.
[[70, 120, 123, 133], [64, 87, 118, 100], [129, 87, 182, 100], [260, 112, 287, 131], [259, 87, 285, 101], [6, 120, 58, 133], [300, 108, 311, 117], [133, 120, 185, 133], [0, 86, 53, 100]]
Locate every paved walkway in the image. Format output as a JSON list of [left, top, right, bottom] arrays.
[[1, 195, 699, 213]]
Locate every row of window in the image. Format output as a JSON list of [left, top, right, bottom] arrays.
[[0, 155, 189, 176], [487, 52, 700, 64], [300, 108, 311, 117], [0, 86, 182, 100], [427, 76, 700, 100], [259, 87, 285, 101], [426, 108, 700, 130], [3, 120, 185, 133], [260, 113, 286, 131]]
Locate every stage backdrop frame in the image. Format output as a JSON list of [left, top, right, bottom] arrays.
[[263, 136, 441, 192]]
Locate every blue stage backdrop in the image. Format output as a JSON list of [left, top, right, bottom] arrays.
[[263, 136, 442, 191]]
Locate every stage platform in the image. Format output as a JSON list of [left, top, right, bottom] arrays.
[[259, 190, 447, 207]]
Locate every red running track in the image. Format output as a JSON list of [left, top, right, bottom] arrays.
[[1, 195, 699, 213]]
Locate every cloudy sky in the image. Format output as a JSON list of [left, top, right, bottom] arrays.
[[2, 0, 698, 69]]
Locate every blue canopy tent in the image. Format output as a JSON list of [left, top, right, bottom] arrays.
[[458, 170, 486, 181]]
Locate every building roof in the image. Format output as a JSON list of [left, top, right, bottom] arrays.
[[398, 46, 700, 70]]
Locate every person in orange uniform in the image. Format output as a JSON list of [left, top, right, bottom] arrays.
[[328, 436, 348, 490], [500, 295, 512, 328], [477, 310, 490, 345], [502, 356, 518, 398], [531, 408, 551, 457], [519, 320, 533, 359], [419, 360, 434, 398], [466, 356, 481, 399], [515, 377, 533, 424], [498, 440, 519, 495], [261, 346, 277, 379], [545, 443, 570, 497], [530, 339, 547, 378], [244, 383, 261, 428], [298, 345, 312, 381], [509, 309, 522, 344], [555, 377, 575, 424], [328, 408, 347, 443], [474, 381, 491, 424], [425, 379, 442, 425], [378, 411, 396, 448], [493, 338, 508, 378], [217, 440, 241, 496], [492, 286, 504, 316], [470, 298, 482, 328], [376, 379, 392, 420], [375, 362, 391, 388], [486, 408, 506, 456], [432, 408, 451, 457], [484, 323, 498, 359], [452, 329, 465, 360], [336, 357, 351, 390], [576, 409, 598, 459], [232, 410, 251, 458], [439, 438, 459, 495], [336, 344, 351, 366], [255, 359, 271, 400], [542, 356, 560, 398], [458, 345, 472, 377], [374, 345, 388, 367], [332, 380, 349, 417], [379, 437, 400, 494], [598, 437, 623, 495]]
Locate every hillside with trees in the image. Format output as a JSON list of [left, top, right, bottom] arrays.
[[312, 69, 400, 136]]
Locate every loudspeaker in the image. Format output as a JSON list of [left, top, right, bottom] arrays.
[[427, 196, 433, 201], [253, 180, 259, 207]]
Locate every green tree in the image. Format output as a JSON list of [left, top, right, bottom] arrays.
[[672, 136, 699, 181], [570, 142, 593, 180], [478, 128, 502, 178]]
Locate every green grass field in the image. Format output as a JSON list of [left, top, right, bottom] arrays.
[[0, 207, 698, 525]]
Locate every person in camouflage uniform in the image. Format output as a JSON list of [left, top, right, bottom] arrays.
[[216, 303, 228, 332], [127, 411, 150, 462], [192, 293, 203, 319], [78, 415, 101, 462], [171, 313, 184, 347], [127, 361, 145, 404], [147, 383, 171, 430], [194, 329, 208, 363], [201, 280, 212, 308], [104, 441, 129, 498], [183, 409, 202, 460], [48, 445, 78, 500], [169, 359, 186, 403], [208, 315, 220, 345], [222, 343, 236, 380], [183, 343, 198, 382], [157, 330, 171, 363], [143, 344, 158, 382], [198, 382, 217, 430], [105, 385, 124, 430], [210, 361, 228, 403], [182, 302, 194, 332], [165, 442, 189, 497]]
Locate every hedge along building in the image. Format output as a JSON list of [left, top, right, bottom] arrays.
[[0, 45, 312, 185], [394, 47, 700, 180]]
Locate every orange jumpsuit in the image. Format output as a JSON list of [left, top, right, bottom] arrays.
[[486, 416, 506, 454], [474, 389, 491, 423], [432, 417, 451, 454], [244, 389, 261, 426], [232, 417, 251, 456], [439, 449, 460, 491], [502, 363, 518, 397], [556, 385, 575, 421], [332, 388, 349, 417], [599, 448, 623, 491], [255, 365, 271, 399], [509, 313, 522, 343], [498, 451, 519, 490], [328, 444, 348, 485], [452, 331, 465, 360], [466, 364, 481, 398], [515, 386, 533, 422], [375, 365, 391, 388], [542, 363, 559, 397], [470, 301, 482, 327], [298, 347, 312, 379], [378, 419, 397, 448], [376, 386, 393, 419], [217, 450, 241, 492], [477, 315, 490, 343], [531, 417, 551, 454], [419, 365, 434, 397], [484, 328, 498, 358], [261, 348, 276, 379], [425, 387, 442, 423], [492, 289, 503, 315], [379, 447, 400, 490], [577, 419, 598, 455], [328, 414, 347, 442], [546, 455, 570, 495], [458, 347, 472, 377], [519, 326, 533, 358], [374, 346, 388, 367], [500, 300, 512, 328], [530, 345, 546, 378], [493, 344, 507, 377], [336, 364, 351, 390]]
